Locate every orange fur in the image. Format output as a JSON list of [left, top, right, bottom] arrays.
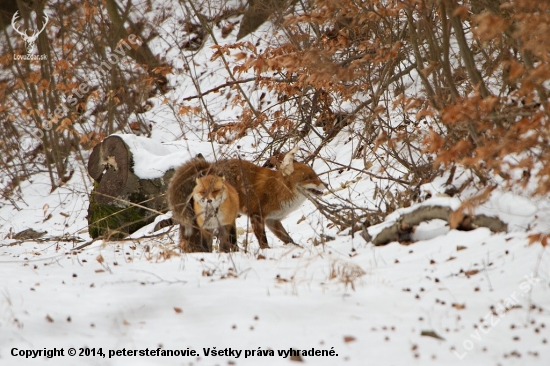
[[221, 159, 325, 249], [167, 149, 325, 250], [192, 175, 239, 253]]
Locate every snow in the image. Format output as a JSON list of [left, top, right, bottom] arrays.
[[115, 134, 220, 180], [1, 1, 550, 365], [2, 178, 549, 365]]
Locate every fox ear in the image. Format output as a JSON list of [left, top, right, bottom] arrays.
[[195, 177, 200, 184], [221, 175, 225, 182], [280, 146, 299, 177]]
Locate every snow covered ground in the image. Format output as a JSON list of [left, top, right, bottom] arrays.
[[1, 0, 550, 365], [1, 173, 549, 365]]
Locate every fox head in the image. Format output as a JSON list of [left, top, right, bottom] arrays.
[[193, 175, 226, 206], [277, 147, 326, 197]]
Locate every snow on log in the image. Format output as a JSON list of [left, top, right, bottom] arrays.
[[86, 134, 190, 239], [361, 197, 508, 246]]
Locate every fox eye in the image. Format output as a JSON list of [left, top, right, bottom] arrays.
[[212, 190, 220, 194]]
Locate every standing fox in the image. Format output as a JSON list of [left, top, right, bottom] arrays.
[[192, 175, 239, 252], [167, 147, 325, 251]]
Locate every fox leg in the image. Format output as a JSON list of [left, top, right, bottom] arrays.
[[178, 224, 193, 252], [266, 219, 295, 244], [251, 214, 270, 249], [179, 225, 211, 252], [223, 224, 238, 252], [228, 224, 238, 251], [218, 224, 238, 252], [198, 229, 213, 252]]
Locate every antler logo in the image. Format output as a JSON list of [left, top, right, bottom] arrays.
[[11, 11, 49, 54]]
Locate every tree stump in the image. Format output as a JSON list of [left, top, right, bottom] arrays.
[[87, 135, 175, 239]]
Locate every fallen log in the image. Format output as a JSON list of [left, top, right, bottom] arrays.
[[361, 203, 508, 246]]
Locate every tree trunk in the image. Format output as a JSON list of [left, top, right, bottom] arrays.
[[104, 0, 167, 92], [237, 0, 289, 40]]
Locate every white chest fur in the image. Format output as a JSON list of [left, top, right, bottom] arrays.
[[266, 192, 306, 220], [194, 190, 226, 229], [201, 207, 221, 230]]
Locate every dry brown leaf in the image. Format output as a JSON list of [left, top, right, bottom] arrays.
[[452, 6, 470, 20], [464, 269, 479, 277], [449, 210, 464, 229], [528, 233, 548, 247], [221, 23, 234, 38], [507, 60, 525, 80], [129, 122, 141, 131], [452, 303, 466, 310], [421, 330, 444, 340], [343, 335, 356, 343]]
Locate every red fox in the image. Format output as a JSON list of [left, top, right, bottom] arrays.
[[192, 175, 239, 252], [167, 147, 325, 250]]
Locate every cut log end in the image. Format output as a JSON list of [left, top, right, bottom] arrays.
[[87, 136, 130, 204]]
